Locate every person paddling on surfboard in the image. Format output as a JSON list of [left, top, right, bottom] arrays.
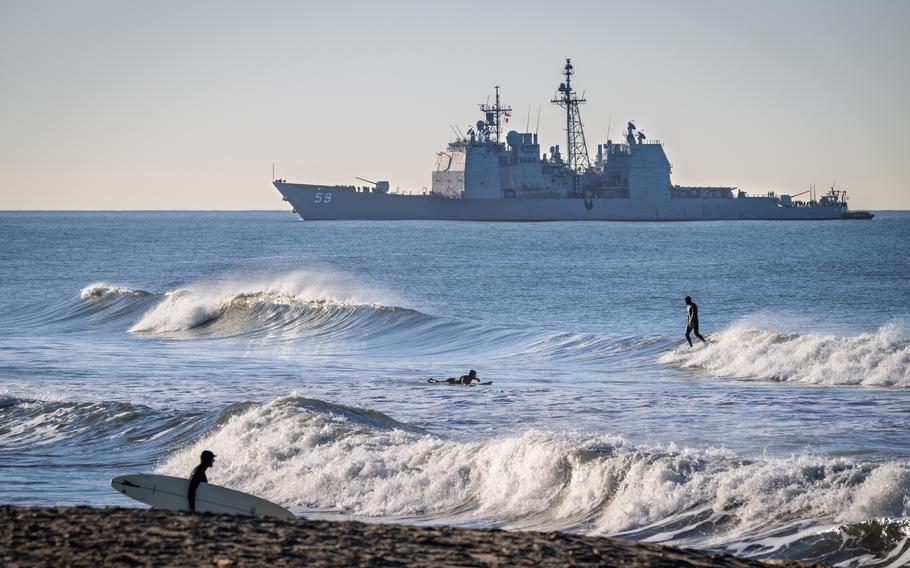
[[427, 369, 481, 385], [188, 450, 215, 512], [684, 296, 707, 347]]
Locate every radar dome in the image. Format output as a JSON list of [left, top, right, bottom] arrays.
[[506, 131, 520, 147]]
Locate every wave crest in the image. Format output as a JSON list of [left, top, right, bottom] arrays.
[[80, 283, 151, 300], [128, 289, 424, 336], [659, 323, 910, 387], [126, 271, 414, 336]]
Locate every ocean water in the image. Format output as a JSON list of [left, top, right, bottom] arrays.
[[1, 211, 909, 566]]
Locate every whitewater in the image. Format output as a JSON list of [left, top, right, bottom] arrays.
[[1, 211, 909, 567]]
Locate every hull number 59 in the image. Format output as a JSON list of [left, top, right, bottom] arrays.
[[314, 192, 332, 204]]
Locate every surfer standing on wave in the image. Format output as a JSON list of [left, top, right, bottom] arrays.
[[684, 296, 707, 347], [188, 450, 215, 512]]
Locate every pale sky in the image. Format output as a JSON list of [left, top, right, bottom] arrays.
[[1, 0, 908, 210]]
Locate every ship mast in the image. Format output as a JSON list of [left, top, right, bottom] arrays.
[[551, 58, 591, 172], [479, 86, 512, 143]]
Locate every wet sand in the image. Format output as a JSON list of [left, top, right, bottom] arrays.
[[0, 506, 826, 567]]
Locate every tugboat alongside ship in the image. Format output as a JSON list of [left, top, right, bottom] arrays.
[[274, 60, 873, 222]]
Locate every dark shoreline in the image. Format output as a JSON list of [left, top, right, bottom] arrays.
[[0, 506, 827, 567]]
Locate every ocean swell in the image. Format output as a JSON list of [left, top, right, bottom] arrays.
[[0, 283, 155, 330], [120, 274, 664, 362], [0, 397, 250, 456], [659, 323, 910, 387], [3, 272, 679, 364]]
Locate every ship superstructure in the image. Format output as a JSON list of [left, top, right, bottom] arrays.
[[274, 60, 870, 221]]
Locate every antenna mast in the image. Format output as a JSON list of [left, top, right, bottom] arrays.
[[479, 85, 512, 143], [551, 58, 591, 172]]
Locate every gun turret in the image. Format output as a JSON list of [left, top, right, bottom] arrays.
[[355, 177, 390, 193]]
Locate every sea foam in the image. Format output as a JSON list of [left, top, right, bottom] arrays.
[[659, 322, 910, 387]]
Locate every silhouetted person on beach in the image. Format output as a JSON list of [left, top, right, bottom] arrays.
[[684, 296, 706, 347], [427, 370, 480, 385], [188, 450, 215, 512]]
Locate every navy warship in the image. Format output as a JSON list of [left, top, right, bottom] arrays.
[[274, 60, 871, 221]]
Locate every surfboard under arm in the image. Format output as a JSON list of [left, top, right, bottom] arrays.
[[111, 473, 294, 520]]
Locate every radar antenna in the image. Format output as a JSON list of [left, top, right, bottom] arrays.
[[479, 85, 512, 143], [551, 58, 591, 172]]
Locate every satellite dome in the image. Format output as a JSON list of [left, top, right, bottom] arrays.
[[506, 131, 520, 147]]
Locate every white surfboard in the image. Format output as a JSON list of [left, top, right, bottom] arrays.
[[111, 473, 295, 520]]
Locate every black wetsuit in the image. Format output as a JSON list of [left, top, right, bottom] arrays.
[[428, 374, 479, 385], [459, 374, 479, 384], [686, 303, 706, 346], [188, 465, 208, 511]]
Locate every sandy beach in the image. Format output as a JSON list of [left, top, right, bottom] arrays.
[[0, 506, 829, 567]]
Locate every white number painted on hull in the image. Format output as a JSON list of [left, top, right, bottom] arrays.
[[314, 192, 333, 204]]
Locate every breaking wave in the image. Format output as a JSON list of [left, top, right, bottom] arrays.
[[125, 271, 401, 334], [5, 393, 909, 565], [156, 395, 910, 566], [660, 323, 910, 387], [128, 290, 429, 337], [0, 270, 672, 362], [40, 272, 659, 361], [127, 286, 671, 361], [0, 261, 682, 367]]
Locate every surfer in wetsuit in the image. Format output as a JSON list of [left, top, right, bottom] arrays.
[[427, 370, 480, 385], [188, 450, 216, 512], [458, 370, 480, 384], [684, 296, 707, 347]]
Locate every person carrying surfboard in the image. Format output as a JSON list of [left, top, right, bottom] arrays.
[[684, 296, 707, 347], [188, 450, 216, 512]]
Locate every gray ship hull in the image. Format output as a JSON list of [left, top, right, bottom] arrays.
[[275, 182, 846, 221]]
